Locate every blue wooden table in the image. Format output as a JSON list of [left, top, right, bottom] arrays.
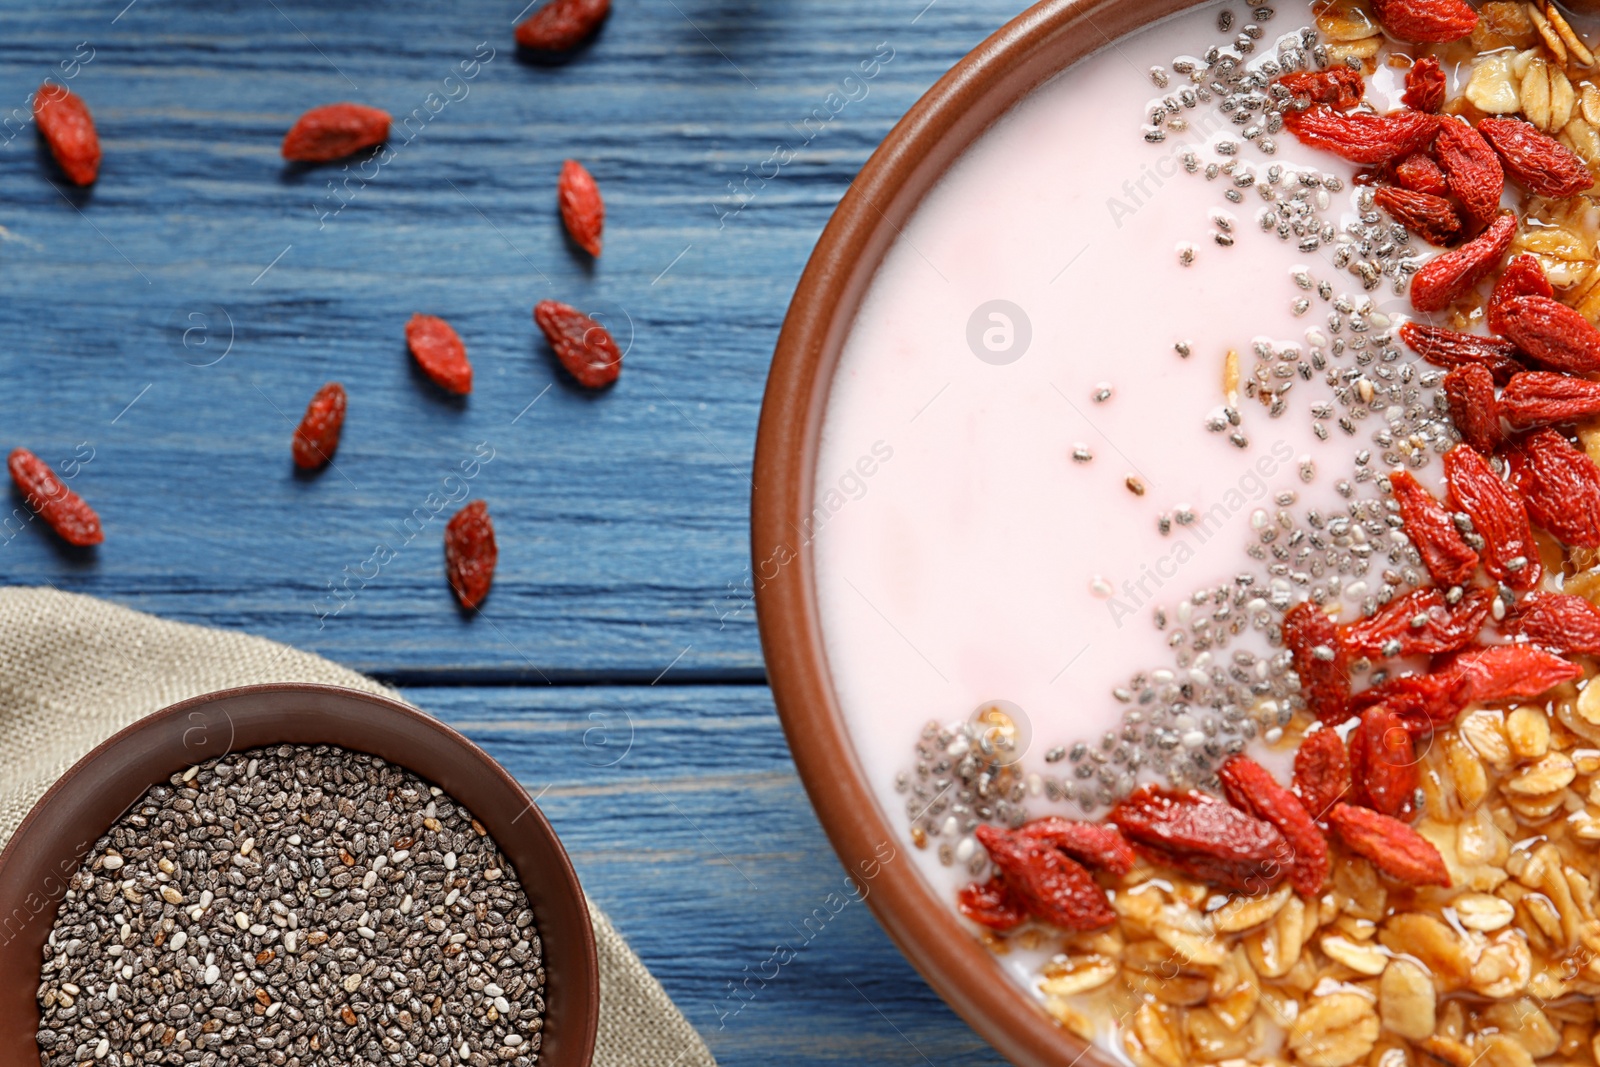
[[0, 1, 1027, 1063]]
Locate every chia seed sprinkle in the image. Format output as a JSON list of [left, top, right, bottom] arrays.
[[37, 745, 547, 1067]]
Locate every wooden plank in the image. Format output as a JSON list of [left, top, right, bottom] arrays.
[[412, 684, 1010, 1066], [0, 0, 1018, 675]]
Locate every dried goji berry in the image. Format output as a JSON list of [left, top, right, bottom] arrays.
[[1479, 117, 1596, 198], [534, 300, 622, 388], [1218, 755, 1329, 896], [33, 84, 99, 186], [1509, 428, 1600, 547], [956, 877, 1026, 931], [1327, 804, 1451, 887], [1015, 817, 1136, 876], [1500, 371, 1600, 428], [1487, 254, 1553, 336], [1443, 364, 1503, 454], [1433, 121, 1505, 228], [1347, 704, 1418, 820], [1503, 592, 1600, 656], [1293, 728, 1352, 821], [1390, 469, 1480, 588], [1339, 586, 1492, 659], [1402, 56, 1446, 112], [1352, 670, 1462, 725], [1374, 186, 1460, 246], [445, 500, 497, 610], [1371, 0, 1477, 42], [1278, 67, 1365, 110], [1444, 444, 1542, 590], [281, 103, 391, 163], [1447, 643, 1582, 704], [1282, 106, 1439, 165], [1411, 211, 1516, 312], [1498, 295, 1600, 375], [558, 159, 604, 257], [1394, 153, 1451, 197], [1109, 786, 1291, 894], [291, 382, 346, 470], [1283, 601, 1351, 725], [7, 448, 102, 546], [1399, 322, 1522, 383], [405, 313, 472, 395], [973, 825, 1114, 931], [515, 0, 610, 51]]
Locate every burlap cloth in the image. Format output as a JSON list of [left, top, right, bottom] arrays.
[[0, 585, 715, 1067]]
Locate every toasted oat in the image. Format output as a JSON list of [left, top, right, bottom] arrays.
[[1467, 53, 1525, 114], [1379, 958, 1437, 1041], [1288, 991, 1380, 1067]]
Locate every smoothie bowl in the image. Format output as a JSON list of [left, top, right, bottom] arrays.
[[755, 0, 1600, 1065], [0, 684, 597, 1067]]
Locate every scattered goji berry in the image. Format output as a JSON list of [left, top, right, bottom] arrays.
[[445, 500, 497, 610], [1293, 728, 1352, 822], [1394, 152, 1451, 197], [405, 313, 472, 395], [1509, 428, 1600, 546], [1352, 670, 1462, 725], [973, 825, 1114, 931], [1277, 67, 1365, 110], [515, 0, 611, 51], [1442, 364, 1503, 454], [7, 448, 102, 546], [1402, 55, 1446, 112], [281, 103, 391, 163], [1433, 121, 1505, 228], [1444, 445, 1542, 590], [1478, 117, 1596, 198], [1347, 704, 1418, 820], [291, 382, 347, 470], [1374, 186, 1460, 246], [956, 877, 1026, 931], [1448, 643, 1582, 704], [1327, 803, 1451, 887], [1499, 371, 1600, 428], [1398, 322, 1522, 383], [1109, 786, 1291, 894], [1282, 106, 1439, 165], [1371, 0, 1477, 41], [534, 300, 622, 388], [1283, 601, 1351, 725], [1218, 755, 1329, 896], [1411, 211, 1517, 312], [1503, 592, 1600, 656], [1389, 469, 1480, 588], [1487, 254, 1553, 336], [1339, 586, 1492, 658], [1497, 295, 1600, 375], [33, 84, 99, 186], [1015, 817, 1136, 877], [558, 159, 604, 257]]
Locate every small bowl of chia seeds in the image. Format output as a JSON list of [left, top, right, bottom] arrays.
[[0, 683, 598, 1067]]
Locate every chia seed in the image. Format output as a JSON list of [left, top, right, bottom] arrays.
[[37, 745, 547, 1067]]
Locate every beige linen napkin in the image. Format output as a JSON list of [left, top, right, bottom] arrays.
[[0, 585, 715, 1067]]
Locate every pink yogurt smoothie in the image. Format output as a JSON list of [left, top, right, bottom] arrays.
[[806, 0, 1453, 1016]]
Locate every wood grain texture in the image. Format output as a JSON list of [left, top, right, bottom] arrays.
[[0, 0, 1020, 676], [0, 2, 1040, 1061], [416, 685, 1010, 1067]]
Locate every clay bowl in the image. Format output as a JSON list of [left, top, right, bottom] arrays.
[[0, 683, 598, 1067], [753, 0, 1211, 1064]]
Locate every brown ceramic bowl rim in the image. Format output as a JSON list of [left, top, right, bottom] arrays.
[[0, 682, 598, 1067], [753, 1, 1207, 1063]]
